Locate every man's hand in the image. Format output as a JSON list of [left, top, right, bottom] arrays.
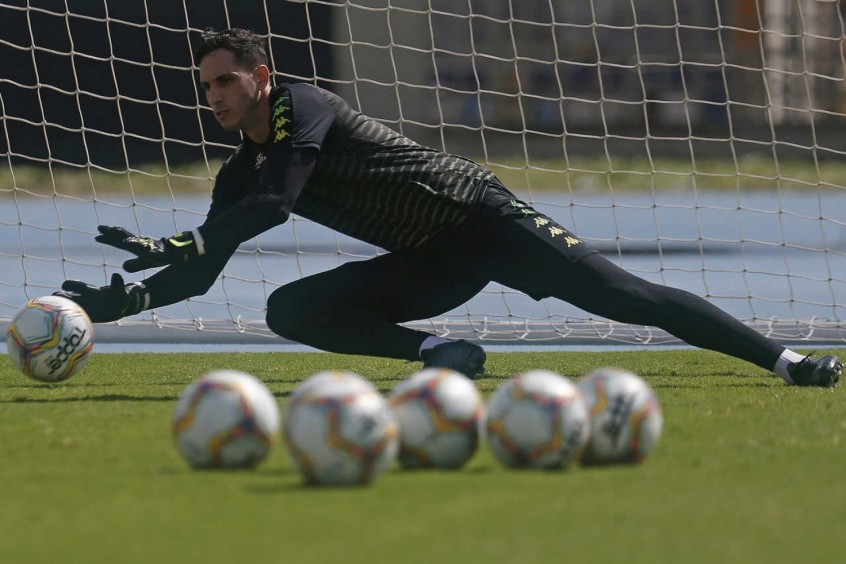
[[54, 273, 148, 323], [95, 225, 205, 273]]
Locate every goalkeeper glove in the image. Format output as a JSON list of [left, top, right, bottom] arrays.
[[95, 225, 206, 273], [54, 273, 149, 323]]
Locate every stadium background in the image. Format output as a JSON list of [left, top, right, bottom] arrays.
[[4, 0, 846, 168]]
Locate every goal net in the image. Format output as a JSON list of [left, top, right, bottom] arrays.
[[2, 0, 845, 346]]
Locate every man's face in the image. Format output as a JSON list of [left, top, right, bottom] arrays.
[[198, 48, 263, 133]]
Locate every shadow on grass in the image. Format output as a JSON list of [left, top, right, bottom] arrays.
[[173, 466, 302, 477], [243, 464, 497, 494], [0, 393, 178, 403], [3, 380, 197, 389], [265, 382, 403, 398], [649, 379, 775, 389], [245, 474, 486, 493], [245, 482, 369, 493], [386, 465, 496, 476]]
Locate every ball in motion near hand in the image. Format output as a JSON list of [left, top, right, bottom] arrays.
[[172, 369, 281, 469], [6, 295, 94, 383]]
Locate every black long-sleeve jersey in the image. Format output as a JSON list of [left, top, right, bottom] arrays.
[[140, 83, 495, 308], [200, 83, 494, 252]]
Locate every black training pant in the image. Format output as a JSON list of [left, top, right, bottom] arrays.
[[267, 180, 784, 370]]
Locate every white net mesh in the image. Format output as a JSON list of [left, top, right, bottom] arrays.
[[1, 0, 845, 345]]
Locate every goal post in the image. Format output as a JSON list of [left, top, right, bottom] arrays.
[[1, 0, 844, 346]]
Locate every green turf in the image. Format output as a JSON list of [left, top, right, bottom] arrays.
[[1, 349, 844, 563]]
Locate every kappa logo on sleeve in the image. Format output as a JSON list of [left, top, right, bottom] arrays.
[[532, 215, 582, 247], [510, 199, 537, 216], [270, 93, 293, 143]]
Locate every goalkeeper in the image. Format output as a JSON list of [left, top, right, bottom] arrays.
[[56, 28, 842, 387]]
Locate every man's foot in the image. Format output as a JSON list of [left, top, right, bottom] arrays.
[[420, 339, 486, 379], [787, 354, 843, 387]]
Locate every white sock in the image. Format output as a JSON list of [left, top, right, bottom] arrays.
[[419, 336, 452, 358], [773, 349, 808, 384]]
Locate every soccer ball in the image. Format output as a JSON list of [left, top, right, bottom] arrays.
[[284, 370, 398, 486], [576, 367, 663, 465], [486, 370, 590, 470], [388, 368, 484, 469], [6, 295, 94, 383], [172, 369, 280, 469]]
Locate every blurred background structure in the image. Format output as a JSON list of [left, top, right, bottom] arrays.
[[1, 0, 845, 345], [2, 0, 846, 166]]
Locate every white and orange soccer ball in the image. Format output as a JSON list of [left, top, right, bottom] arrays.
[[388, 368, 484, 469], [283, 370, 398, 486], [172, 369, 280, 469], [576, 367, 663, 465], [485, 370, 590, 470], [6, 295, 94, 383]]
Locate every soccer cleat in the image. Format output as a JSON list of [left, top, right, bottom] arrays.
[[420, 339, 487, 379], [787, 354, 843, 387]]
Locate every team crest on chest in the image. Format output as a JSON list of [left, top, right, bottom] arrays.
[[254, 152, 267, 169]]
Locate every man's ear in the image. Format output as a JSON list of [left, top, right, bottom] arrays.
[[255, 65, 271, 89]]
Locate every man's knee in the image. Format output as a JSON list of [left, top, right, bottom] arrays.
[[266, 285, 313, 339]]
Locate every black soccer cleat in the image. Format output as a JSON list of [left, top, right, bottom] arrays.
[[420, 339, 487, 379], [787, 354, 843, 387]]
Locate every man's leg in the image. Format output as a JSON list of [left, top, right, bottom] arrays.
[[474, 188, 840, 384], [265, 252, 487, 361], [479, 202, 783, 368], [545, 253, 786, 369], [541, 254, 841, 386]]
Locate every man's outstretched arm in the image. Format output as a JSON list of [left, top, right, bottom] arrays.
[[93, 148, 317, 274], [56, 246, 233, 322]]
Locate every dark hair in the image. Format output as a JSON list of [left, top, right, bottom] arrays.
[[194, 28, 269, 68]]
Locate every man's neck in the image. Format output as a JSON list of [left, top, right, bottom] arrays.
[[243, 89, 272, 144]]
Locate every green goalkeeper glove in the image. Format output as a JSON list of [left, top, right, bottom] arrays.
[[95, 225, 205, 273], [54, 273, 149, 323]]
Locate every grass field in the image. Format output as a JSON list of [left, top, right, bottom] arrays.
[[1, 348, 845, 563]]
